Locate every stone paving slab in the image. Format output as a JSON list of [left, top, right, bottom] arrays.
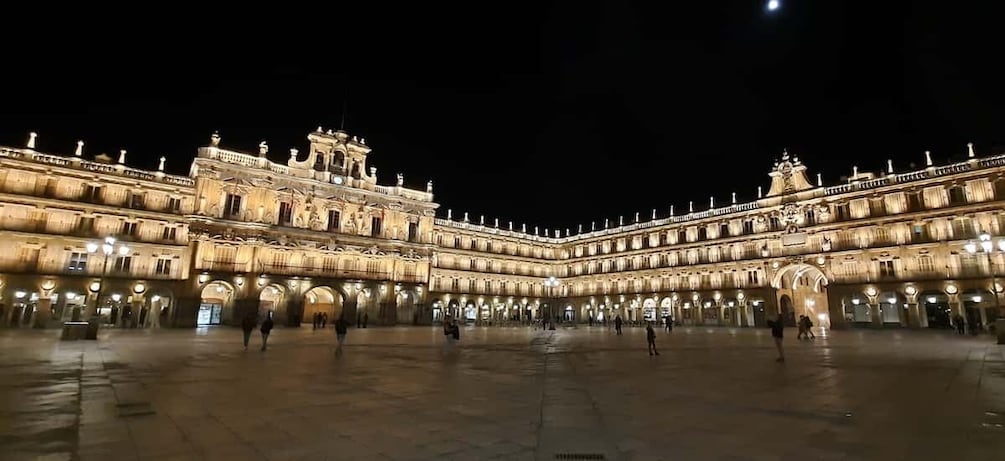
[[0, 326, 1004, 460]]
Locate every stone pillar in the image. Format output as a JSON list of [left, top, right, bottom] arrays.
[[173, 297, 201, 328], [978, 304, 989, 331], [33, 297, 52, 328], [343, 295, 359, 327], [869, 303, 883, 327], [906, 303, 921, 328], [129, 296, 143, 328]]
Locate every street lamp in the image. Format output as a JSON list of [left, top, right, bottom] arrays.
[[964, 231, 1005, 331], [544, 276, 560, 328], [86, 236, 130, 320]]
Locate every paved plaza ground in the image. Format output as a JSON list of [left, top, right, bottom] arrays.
[[1, 324, 1004, 461]]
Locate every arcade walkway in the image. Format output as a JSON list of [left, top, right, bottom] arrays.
[[0, 325, 1003, 460]]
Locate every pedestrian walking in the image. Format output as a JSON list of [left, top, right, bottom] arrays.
[[334, 315, 348, 356], [241, 312, 256, 350], [260, 312, 274, 351], [768, 313, 784, 362], [312, 312, 319, 330], [665, 316, 673, 333], [321, 312, 328, 328], [646, 321, 660, 356], [614, 314, 623, 335]]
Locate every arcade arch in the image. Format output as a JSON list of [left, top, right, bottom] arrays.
[[772, 263, 829, 327], [199, 281, 235, 326], [303, 286, 343, 321]]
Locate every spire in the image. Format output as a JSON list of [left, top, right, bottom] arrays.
[[509, 221, 513, 231], [447, 209, 452, 220], [968, 142, 975, 158], [852, 165, 858, 178], [670, 205, 674, 216], [757, 186, 762, 199], [27, 132, 37, 149], [74, 140, 83, 157], [651, 209, 656, 220], [731, 192, 737, 204], [817, 173, 822, 186], [688, 201, 694, 213], [887, 160, 893, 174], [522, 223, 526, 233], [463, 212, 469, 222], [709, 196, 714, 209], [924, 150, 932, 166], [158, 156, 166, 171], [118, 149, 127, 164], [634, 212, 639, 223]]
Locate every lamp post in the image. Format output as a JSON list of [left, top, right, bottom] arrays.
[[86, 236, 130, 321], [964, 231, 1004, 332], [544, 276, 560, 328]]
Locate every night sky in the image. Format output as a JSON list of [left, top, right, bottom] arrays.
[[2, 2, 1003, 233]]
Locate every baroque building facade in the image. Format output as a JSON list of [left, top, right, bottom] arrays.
[[1, 130, 1004, 331]]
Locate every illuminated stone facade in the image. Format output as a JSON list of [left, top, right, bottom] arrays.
[[2, 130, 1004, 331]]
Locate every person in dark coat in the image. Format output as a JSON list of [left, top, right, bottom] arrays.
[[334, 315, 348, 356], [312, 312, 319, 330], [614, 314, 623, 335], [321, 312, 328, 328], [768, 313, 785, 362], [241, 312, 256, 350], [260, 313, 274, 351], [646, 322, 660, 356]]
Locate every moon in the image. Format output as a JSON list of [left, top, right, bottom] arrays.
[[767, 0, 780, 11]]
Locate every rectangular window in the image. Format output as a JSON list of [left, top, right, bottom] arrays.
[[278, 202, 293, 225], [948, 186, 966, 206], [85, 185, 102, 202], [743, 220, 755, 235], [371, 216, 382, 237], [76, 216, 95, 233], [161, 227, 177, 241], [879, 260, 896, 278], [224, 193, 242, 218], [155, 258, 172, 275], [113, 256, 132, 273], [68, 252, 88, 271], [486, 240, 493, 252], [451, 279, 460, 291], [408, 222, 419, 242], [167, 197, 182, 212], [484, 280, 491, 293], [129, 193, 145, 209], [677, 230, 687, 243], [908, 192, 923, 211], [719, 224, 729, 238], [122, 222, 137, 237], [453, 236, 461, 248], [917, 256, 935, 273], [697, 228, 708, 241], [769, 216, 782, 230], [835, 203, 851, 221], [747, 270, 759, 285], [328, 210, 340, 231]]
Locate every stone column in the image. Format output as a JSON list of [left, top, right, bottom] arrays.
[[33, 296, 52, 328], [129, 296, 143, 328], [869, 302, 883, 327], [906, 303, 921, 329]]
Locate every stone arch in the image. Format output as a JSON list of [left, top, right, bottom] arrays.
[[144, 288, 175, 328], [395, 289, 417, 324], [304, 286, 343, 322], [259, 283, 287, 318], [771, 263, 829, 291], [919, 290, 951, 329], [773, 263, 830, 328], [199, 281, 236, 326], [642, 297, 657, 322]]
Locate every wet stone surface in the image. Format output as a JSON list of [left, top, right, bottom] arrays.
[[0, 325, 1004, 460]]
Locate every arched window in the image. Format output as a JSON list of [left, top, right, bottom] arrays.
[[331, 151, 345, 172]]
